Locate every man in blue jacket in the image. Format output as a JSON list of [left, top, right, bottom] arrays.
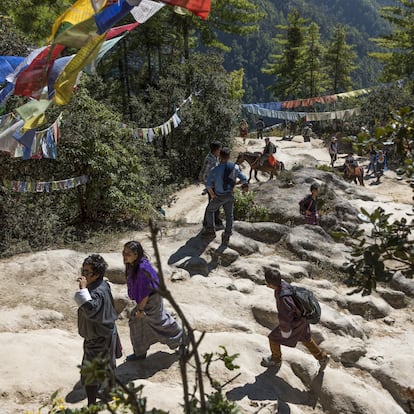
[[201, 147, 248, 244]]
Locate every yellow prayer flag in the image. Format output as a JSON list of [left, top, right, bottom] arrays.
[[54, 34, 106, 105], [15, 99, 52, 131], [49, 0, 107, 42]]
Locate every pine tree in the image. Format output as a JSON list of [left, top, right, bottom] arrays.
[[324, 24, 357, 93], [262, 10, 308, 100], [370, 0, 414, 89], [301, 22, 326, 98]]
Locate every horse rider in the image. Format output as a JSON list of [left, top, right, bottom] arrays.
[[344, 152, 358, 172], [328, 137, 338, 167], [258, 137, 277, 166]]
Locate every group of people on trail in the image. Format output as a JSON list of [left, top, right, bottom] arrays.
[[329, 136, 388, 183], [75, 242, 185, 406]]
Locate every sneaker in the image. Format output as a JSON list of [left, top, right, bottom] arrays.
[[318, 354, 330, 371], [126, 352, 147, 361], [260, 356, 282, 371]]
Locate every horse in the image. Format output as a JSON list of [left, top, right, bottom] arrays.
[[343, 164, 364, 186], [236, 152, 285, 183]]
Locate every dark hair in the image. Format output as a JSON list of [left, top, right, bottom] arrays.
[[83, 254, 108, 280], [220, 147, 231, 159], [210, 141, 222, 152], [310, 182, 319, 191], [264, 269, 281, 287], [124, 240, 147, 279]]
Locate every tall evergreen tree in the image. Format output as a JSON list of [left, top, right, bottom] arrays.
[[301, 22, 326, 98], [262, 10, 308, 100], [325, 24, 357, 93], [370, 0, 414, 89]]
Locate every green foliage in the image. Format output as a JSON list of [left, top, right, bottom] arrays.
[[234, 188, 269, 221], [370, 0, 414, 90], [324, 24, 358, 93], [339, 207, 413, 295]]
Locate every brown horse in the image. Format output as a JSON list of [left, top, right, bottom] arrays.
[[236, 152, 285, 183], [343, 164, 364, 186]]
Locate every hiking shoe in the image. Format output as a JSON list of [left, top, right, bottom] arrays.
[[221, 233, 230, 244], [318, 354, 330, 371], [260, 356, 282, 371], [126, 353, 147, 361]]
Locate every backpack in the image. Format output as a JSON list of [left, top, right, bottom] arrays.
[[299, 195, 312, 215], [222, 162, 236, 191], [272, 144, 277, 153], [281, 285, 321, 324]]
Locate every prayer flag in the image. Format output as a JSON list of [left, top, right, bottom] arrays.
[[48, 56, 75, 99], [130, 0, 165, 23], [53, 17, 100, 49], [158, 0, 211, 19], [54, 34, 106, 105], [94, 0, 135, 34], [49, 0, 107, 41], [105, 22, 139, 40], [0, 56, 24, 83], [15, 99, 52, 131], [14, 45, 65, 99]]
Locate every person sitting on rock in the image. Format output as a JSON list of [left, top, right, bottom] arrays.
[[261, 269, 329, 372], [300, 182, 319, 225]]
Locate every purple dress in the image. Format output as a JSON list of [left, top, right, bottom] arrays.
[[127, 258, 183, 356]]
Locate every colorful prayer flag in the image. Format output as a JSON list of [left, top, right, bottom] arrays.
[[49, 0, 107, 41], [14, 45, 65, 99], [158, 0, 211, 19], [130, 0, 165, 23], [54, 34, 106, 105], [94, 0, 135, 34]]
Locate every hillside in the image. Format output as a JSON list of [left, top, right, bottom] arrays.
[[222, 0, 394, 102], [0, 136, 413, 414]]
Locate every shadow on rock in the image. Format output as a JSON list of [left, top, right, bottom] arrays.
[[168, 232, 217, 276], [65, 380, 86, 404], [115, 350, 179, 383], [226, 369, 311, 406]]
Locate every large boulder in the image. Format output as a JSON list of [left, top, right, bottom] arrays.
[[390, 271, 414, 298], [233, 222, 289, 244], [336, 293, 391, 320]]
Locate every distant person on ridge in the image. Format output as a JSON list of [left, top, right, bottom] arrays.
[[261, 269, 329, 372], [328, 136, 338, 167], [256, 118, 265, 140]]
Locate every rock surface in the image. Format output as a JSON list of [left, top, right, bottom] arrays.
[[0, 136, 412, 414]]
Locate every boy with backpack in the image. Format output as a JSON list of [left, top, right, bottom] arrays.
[[261, 269, 329, 372]]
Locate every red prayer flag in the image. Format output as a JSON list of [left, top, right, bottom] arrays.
[[105, 22, 139, 40], [14, 45, 65, 99], [158, 0, 211, 19]]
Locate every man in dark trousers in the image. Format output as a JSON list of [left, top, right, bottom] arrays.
[[199, 141, 224, 229], [75, 254, 121, 406], [256, 118, 265, 139], [261, 269, 329, 371], [201, 147, 248, 244]]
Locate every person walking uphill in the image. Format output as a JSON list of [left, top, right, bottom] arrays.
[[74, 254, 122, 406], [261, 269, 329, 372], [199, 141, 224, 230], [299, 182, 319, 225], [201, 147, 248, 244], [123, 241, 184, 361]]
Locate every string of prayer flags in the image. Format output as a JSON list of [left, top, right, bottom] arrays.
[[2, 174, 89, 193], [158, 0, 211, 19]]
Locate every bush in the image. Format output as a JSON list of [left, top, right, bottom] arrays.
[[234, 189, 269, 221]]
